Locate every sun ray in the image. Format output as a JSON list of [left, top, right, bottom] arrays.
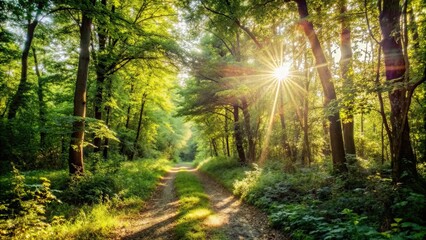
[[259, 80, 281, 164]]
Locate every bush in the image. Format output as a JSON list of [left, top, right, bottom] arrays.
[[0, 165, 59, 239], [198, 157, 426, 239], [60, 173, 120, 205]]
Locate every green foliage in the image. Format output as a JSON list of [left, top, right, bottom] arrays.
[[233, 164, 262, 199], [61, 173, 119, 205], [197, 157, 249, 190], [115, 158, 171, 198], [0, 165, 59, 239], [200, 157, 426, 239], [0, 158, 171, 239]]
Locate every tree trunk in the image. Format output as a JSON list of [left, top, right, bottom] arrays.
[[233, 104, 246, 164], [102, 77, 113, 159], [120, 84, 134, 155], [103, 100, 111, 159], [339, 0, 356, 157], [290, 0, 347, 173], [8, 20, 39, 119], [68, 3, 94, 175], [278, 91, 293, 160], [211, 138, 218, 156], [241, 97, 255, 162], [132, 92, 147, 160], [93, 0, 108, 152], [225, 108, 231, 157], [302, 70, 312, 166], [379, 0, 418, 184], [32, 47, 46, 149]]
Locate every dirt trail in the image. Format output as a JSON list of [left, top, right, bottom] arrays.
[[115, 163, 286, 240], [114, 165, 183, 240]]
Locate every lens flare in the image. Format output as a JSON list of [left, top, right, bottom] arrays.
[[273, 63, 291, 81]]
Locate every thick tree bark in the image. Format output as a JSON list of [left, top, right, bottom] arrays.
[[131, 93, 147, 160], [289, 0, 347, 173], [8, 19, 39, 119], [69, 3, 94, 175], [339, 0, 356, 157], [32, 47, 46, 149], [233, 104, 246, 164], [379, 0, 418, 184]]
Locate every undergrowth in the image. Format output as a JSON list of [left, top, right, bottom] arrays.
[[198, 157, 426, 240], [0, 157, 171, 239]]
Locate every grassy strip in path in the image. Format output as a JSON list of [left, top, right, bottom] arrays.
[[175, 171, 224, 240]]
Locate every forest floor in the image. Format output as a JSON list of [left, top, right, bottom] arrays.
[[112, 163, 286, 240]]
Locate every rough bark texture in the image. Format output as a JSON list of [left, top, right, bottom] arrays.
[[291, 0, 347, 173], [69, 3, 94, 175], [233, 104, 246, 164], [379, 0, 418, 184], [339, 0, 356, 156]]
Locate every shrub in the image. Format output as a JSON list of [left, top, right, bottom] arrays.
[[60, 173, 119, 205], [0, 165, 59, 239]]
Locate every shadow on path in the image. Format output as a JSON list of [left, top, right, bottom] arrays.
[[114, 163, 286, 239]]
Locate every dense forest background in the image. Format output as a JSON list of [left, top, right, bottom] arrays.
[[0, 0, 425, 239]]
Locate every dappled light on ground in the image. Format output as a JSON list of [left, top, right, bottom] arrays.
[[114, 163, 285, 239]]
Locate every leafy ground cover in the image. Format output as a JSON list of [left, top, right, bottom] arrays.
[[0, 157, 171, 239], [197, 157, 426, 240]]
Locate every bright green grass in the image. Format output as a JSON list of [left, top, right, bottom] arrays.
[[0, 158, 171, 239], [197, 157, 248, 190], [175, 171, 217, 240]]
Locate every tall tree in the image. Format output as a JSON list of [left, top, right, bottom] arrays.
[[378, 0, 424, 185], [93, 0, 108, 153], [32, 47, 47, 149], [339, 0, 356, 157], [8, 0, 47, 119], [285, 0, 347, 173], [68, 0, 95, 175]]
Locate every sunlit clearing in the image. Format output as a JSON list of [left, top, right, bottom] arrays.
[[273, 63, 291, 81]]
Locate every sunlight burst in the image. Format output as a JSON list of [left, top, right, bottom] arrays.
[[273, 63, 291, 81]]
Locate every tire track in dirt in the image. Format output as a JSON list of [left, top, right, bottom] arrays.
[[194, 169, 287, 240], [113, 165, 183, 240], [115, 163, 287, 239]]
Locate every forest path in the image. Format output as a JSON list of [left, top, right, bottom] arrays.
[[114, 163, 286, 239]]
